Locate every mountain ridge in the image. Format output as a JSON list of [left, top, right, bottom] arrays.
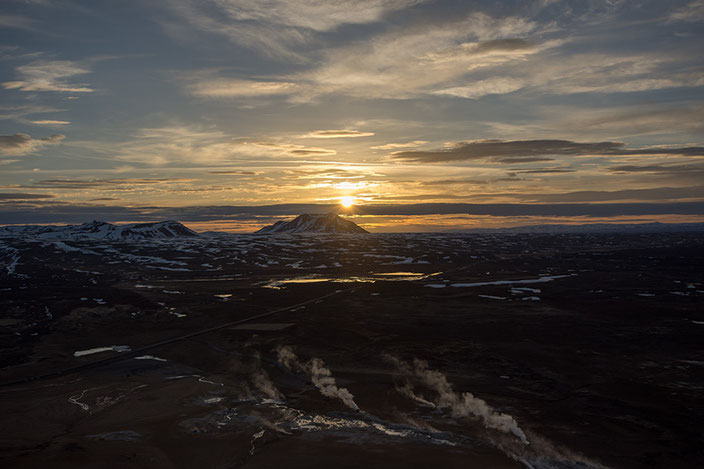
[[0, 220, 198, 240], [255, 213, 368, 234]]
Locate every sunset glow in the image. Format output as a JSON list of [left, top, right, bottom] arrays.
[[1, 4, 703, 467], [0, 1, 701, 231]]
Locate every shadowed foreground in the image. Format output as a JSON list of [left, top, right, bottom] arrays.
[[1, 232, 703, 468]]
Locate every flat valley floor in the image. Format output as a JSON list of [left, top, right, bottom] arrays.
[[1, 232, 703, 468]]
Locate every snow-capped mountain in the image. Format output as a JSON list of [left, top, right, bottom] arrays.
[[0, 220, 198, 240], [255, 213, 368, 234]]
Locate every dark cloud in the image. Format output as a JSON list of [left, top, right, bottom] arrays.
[[367, 186, 704, 203], [608, 163, 704, 174], [495, 157, 554, 164], [289, 149, 336, 156], [0, 192, 55, 200], [500, 185, 704, 203], [606, 163, 704, 184], [351, 203, 704, 217], [1, 201, 702, 225], [515, 168, 576, 174], [421, 178, 491, 185], [609, 164, 669, 173], [420, 176, 522, 185], [473, 38, 536, 53], [32, 177, 194, 189], [207, 170, 259, 175], [370, 194, 472, 201], [0, 133, 65, 156], [392, 139, 704, 163]]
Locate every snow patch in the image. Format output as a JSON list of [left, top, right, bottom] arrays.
[[74, 345, 131, 357]]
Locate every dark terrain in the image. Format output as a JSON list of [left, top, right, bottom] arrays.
[[1, 231, 703, 468]]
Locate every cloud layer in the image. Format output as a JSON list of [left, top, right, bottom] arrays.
[[0, 1, 702, 229], [392, 139, 704, 163]]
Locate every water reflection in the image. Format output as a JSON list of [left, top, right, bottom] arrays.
[[262, 272, 441, 289]]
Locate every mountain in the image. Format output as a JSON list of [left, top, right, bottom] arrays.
[[448, 222, 704, 234], [255, 213, 369, 234], [0, 220, 198, 240]]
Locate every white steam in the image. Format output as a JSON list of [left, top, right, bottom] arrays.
[[386, 355, 529, 445], [497, 431, 608, 469], [229, 350, 283, 401], [276, 345, 360, 411], [396, 381, 436, 408], [250, 352, 283, 401]]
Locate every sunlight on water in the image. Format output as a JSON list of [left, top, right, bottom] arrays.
[[262, 272, 442, 289]]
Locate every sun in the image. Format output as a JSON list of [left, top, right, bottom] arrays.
[[340, 196, 355, 208]]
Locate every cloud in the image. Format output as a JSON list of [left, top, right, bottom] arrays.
[[0, 104, 67, 121], [176, 6, 701, 103], [32, 177, 194, 189], [420, 177, 517, 186], [370, 193, 474, 201], [608, 163, 704, 177], [371, 140, 428, 150], [181, 10, 559, 101], [249, 141, 336, 156], [298, 13, 550, 100], [187, 40, 701, 102], [480, 103, 704, 145], [207, 170, 259, 175], [351, 202, 704, 217], [300, 130, 375, 138], [392, 139, 704, 163], [608, 164, 690, 174], [432, 77, 525, 99], [288, 148, 336, 156], [186, 78, 298, 98], [30, 120, 70, 125], [2, 60, 93, 93], [204, 0, 424, 32], [111, 126, 338, 165], [516, 168, 575, 174], [507, 185, 704, 203], [0, 133, 65, 156], [0, 14, 36, 31], [419, 37, 540, 65], [166, 0, 425, 59], [498, 50, 704, 96], [2, 201, 703, 225], [668, 1, 704, 23], [0, 192, 55, 200], [284, 168, 382, 180], [556, 105, 704, 138], [495, 157, 554, 163], [390, 186, 704, 204]]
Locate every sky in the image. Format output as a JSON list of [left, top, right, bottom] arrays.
[[1, 0, 703, 232]]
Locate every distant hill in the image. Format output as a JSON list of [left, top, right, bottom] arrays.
[[255, 213, 369, 234], [449, 222, 704, 234], [0, 220, 198, 240]]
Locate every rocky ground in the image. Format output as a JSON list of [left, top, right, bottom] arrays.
[[1, 232, 703, 468]]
